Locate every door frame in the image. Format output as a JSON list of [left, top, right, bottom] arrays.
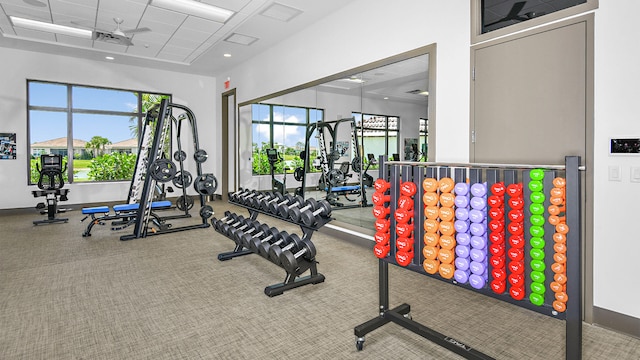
[[221, 88, 237, 203], [470, 14, 595, 323]]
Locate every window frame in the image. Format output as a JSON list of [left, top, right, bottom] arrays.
[[251, 103, 324, 175], [26, 79, 170, 184], [471, 0, 598, 45]]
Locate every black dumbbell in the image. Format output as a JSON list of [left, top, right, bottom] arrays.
[[269, 195, 304, 216], [268, 195, 302, 215], [228, 219, 260, 239], [247, 191, 273, 208], [211, 212, 241, 232], [244, 227, 279, 253], [258, 230, 290, 258], [289, 198, 319, 223], [251, 191, 278, 209], [237, 190, 262, 205], [259, 192, 285, 212], [216, 215, 247, 235], [301, 199, 332, 226], [234, 222, 270, 247], [230, 189, 255, 203], [277, 196, 306, 218], [268, 233, 302, 265], [228, 188, 250, 202], [280, 238, 317, 273]]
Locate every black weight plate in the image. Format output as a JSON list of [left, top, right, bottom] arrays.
[[329, 150, 340, 161], [175, 195, 194, 211], [351, 157, 361, 173], [327, 169, 345, 186], [199, 205, 214, 219], [173, 150, 187, 162], [149, 159, 177, 183], [172, 170, 193, 189], [193, 149, 208, 163], [293, 167, 305, 182], [194, 173, 218, 196]]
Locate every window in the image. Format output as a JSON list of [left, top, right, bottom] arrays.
[[251, 104, 324, 175], [27, 80, 169, 184], [354, 113, 400, 162], [473, 0, 597, 44], [481, 0, 587, 34]]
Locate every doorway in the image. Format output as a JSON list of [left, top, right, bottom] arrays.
[[221, 89, 237, 202]]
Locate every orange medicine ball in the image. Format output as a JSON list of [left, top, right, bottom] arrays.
[[423, 258, 440, 274], [425, 206, 439, 220], [439, 193, 455, 208], [423, 192, 439, 206], [424, 219, 439, 233], [439, 177, 455, 193], [423, 178, 438, 192], [424, 232, 440, 247], [439, 263, 455, 279]]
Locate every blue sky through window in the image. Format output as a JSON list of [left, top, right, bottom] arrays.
[[29, 82, 140, 144]]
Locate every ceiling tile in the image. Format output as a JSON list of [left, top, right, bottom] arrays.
[[2, 3, 51, 20], [201, 0, 252, 13]]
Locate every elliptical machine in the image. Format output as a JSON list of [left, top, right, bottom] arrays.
[[267, 148, 288, 194], [31, 154, 70, 225]]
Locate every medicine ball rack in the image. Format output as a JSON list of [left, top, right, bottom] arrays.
[[215, 191, 331, 296], [354, 156, 583, 359]]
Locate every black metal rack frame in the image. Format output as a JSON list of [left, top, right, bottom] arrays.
[[217, 197, 331, 296], [354, 156, 582, 359]]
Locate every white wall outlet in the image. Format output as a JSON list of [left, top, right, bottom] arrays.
[[631, 166, 640, 183], [608, 165, 622, 181]]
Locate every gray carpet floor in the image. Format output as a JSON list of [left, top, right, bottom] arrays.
[[1, 201, 639, 359]]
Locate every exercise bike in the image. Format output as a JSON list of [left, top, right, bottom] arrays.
[[31, 154, 70, 225]]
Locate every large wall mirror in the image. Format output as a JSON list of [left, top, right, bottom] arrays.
[[238, 46, 434, 232]]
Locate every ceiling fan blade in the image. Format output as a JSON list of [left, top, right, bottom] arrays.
[[123, 27, 151, 34], [505, 1, 526, 19], [485, 1, 527, 27]]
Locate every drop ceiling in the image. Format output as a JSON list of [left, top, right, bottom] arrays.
[[0, 0, 356, 76]]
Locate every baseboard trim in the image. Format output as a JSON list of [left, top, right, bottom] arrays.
[[593, 306, 640, 339]]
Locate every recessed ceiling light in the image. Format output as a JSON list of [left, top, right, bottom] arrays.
[[9, 16, 93, 39], [105, 56, 114, 60], [224, 33, 258, 46], [223, 53, 232, 58], [384, 97, 389, 100], [149, 0, 234, 23], [419, 91, 429, 96]]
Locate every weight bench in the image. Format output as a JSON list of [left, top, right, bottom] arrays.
[[81, 200, 172, 237]]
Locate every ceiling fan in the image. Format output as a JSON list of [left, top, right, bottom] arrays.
[[485, 1, 544, 28], [87, 18, 150, 46]]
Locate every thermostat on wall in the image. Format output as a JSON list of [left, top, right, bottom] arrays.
[[610, 138, 640, 155]]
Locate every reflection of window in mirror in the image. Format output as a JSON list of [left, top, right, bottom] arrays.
[[419, 118, 428, 161], [354, 113, 399, 162]]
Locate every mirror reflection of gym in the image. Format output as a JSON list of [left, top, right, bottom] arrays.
[[240, 52, 429, 230]]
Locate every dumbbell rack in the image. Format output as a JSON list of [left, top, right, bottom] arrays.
[[217, 195, 331, 296], [354, 156, 583, 359]]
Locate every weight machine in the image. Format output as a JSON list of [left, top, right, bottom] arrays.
[[81, 99, 218, 239], [301, 118, 369, 209], [31, 154, 70, 225]]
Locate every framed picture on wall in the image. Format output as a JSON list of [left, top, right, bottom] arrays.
[[0, 133, 16, 160]]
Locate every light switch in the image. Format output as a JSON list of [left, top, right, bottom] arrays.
[[609, 165, 621, 182], [631, 166, 640, 183]]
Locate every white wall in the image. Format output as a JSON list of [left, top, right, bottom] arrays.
[[0, 47, 217, 209], [592, 1, 640, 320], [217, 0, 640, 324]]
